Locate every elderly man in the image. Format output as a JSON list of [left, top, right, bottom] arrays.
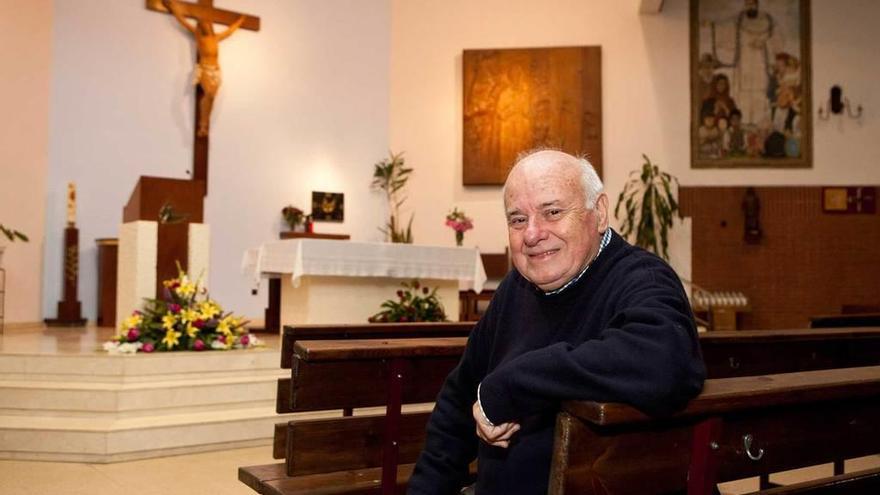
[[408, 150, 705, 494]]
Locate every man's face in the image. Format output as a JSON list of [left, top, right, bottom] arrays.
[[504, 156, 608, 291]]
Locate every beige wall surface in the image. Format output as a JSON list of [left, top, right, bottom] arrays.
[[0, 0, 52, 323], [389, 0, 880, 257], [43, 0, 390, 323]]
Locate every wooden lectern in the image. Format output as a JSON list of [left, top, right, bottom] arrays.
[[123, 176, 206, 296]]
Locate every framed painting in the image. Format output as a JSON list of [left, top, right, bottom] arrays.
[[311, 191, 344, 222], [690, 0, 811, 168], [462, 46, 602, 184]]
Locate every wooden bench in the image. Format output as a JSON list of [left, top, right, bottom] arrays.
[[549, 365, 880, 494], [240, 323, 471, 495]]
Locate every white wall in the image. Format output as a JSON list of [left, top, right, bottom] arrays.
[[44, 0, 390, 322], [389, 0, 880, 258], [0, 0, 52, 324]]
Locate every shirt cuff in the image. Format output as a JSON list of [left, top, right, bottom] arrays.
[[476, 383, 495, 427]]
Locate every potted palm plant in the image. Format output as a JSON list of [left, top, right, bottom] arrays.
[[371, 151, 414, 243], [614, 154, 680, 261]]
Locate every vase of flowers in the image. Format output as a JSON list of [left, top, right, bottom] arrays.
[[445, 207, 473, 246], [104, 266, 257, 354], [282, 205, 305, 232], [368, 280, 447, 323]]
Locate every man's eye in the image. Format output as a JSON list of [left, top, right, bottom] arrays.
[[508, 217, 526, 227], [546, 209, 561, 217]]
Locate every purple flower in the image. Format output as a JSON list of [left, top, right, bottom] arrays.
[[126, 328, 140, 342], [169, 303, 181, 313], [239, 335, 250, 347], [193, 339, 205, 351], [142, 342, 155, 353]]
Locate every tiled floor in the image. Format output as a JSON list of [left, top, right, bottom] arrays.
[[0, 445, 275, 495]]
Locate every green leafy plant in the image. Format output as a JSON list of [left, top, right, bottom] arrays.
[[0, 224, 28, 242], [371, 151, 414, 243], [368, 280, 447, 323], [614, 154, 680, 260]]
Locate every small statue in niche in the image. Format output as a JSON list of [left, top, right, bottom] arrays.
[[742, 187, 762, 244]]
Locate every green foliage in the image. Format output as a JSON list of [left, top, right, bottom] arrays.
[[614, 154, 680, 260], [371, 151, 414, 244], [368, 280, 447, 323], [0, 224, 28, 243]]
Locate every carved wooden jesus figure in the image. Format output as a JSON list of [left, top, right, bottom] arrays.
[[164, 0, 244, 137]]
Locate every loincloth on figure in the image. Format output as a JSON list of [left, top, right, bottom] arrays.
[[192, 64, 222, 88]]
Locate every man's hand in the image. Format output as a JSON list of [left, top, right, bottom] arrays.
[[472, 402, 520, 448]]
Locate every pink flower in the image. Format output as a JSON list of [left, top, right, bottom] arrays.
[[239, 335, 250, 347], [218, 335, 227, 344], [193, 339, 205, 351], [194, 319, 205, 329], [142, 342, 155, 353], [169, 303, 181, 313], [126, 328, 140, 342]]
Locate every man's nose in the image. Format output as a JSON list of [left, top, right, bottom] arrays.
[[523, 218, 547, 246]]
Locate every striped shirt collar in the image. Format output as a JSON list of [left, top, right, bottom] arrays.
[[542, 228, 613, 296]]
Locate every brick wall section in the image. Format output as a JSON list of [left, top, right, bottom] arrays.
[[680, 186, 880, 330]]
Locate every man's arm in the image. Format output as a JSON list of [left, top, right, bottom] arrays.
[[478, 265, 706, 425], [408, 284, 504, 494]]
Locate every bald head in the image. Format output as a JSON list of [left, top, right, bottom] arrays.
[[503, 150, 603, 212], [502, 150, 609, 291]]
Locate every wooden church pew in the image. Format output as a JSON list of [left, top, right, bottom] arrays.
[[243, 324, 880, 494], [241, 335, 469, 495], [548, 365, 880, 495]]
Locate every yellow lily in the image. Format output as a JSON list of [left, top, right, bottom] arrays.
[[162, 313, 177, 331], [162, 329, 181, 349]]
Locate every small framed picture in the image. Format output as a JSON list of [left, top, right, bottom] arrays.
[[311, 191, 344, 222]]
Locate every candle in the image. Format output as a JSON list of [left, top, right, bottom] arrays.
[[67, 183, 76, 227]]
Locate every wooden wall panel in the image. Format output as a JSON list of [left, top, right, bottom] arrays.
[[680, 186, 880, 329]]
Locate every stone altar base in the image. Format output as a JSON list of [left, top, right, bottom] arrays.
[[0, 327, 328, 463]]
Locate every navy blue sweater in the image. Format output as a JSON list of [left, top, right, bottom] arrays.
[[408, 231, 706, 494]]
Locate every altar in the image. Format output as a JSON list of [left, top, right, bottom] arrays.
[[242, 239, 487, 327]]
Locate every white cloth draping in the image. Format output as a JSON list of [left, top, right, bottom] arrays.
[[242, 239, 487, 293]]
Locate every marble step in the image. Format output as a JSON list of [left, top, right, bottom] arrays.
[[0, 348, 282, 383], [0, 348, 298, 462], [0, 407, 337, 463], [0, 372, 284, 417]]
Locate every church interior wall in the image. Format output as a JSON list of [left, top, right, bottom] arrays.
[[0, 0, 53, 324], [4, 0, 877, 324], [390, 0, 879, 259], [38, 0, 390, 323]]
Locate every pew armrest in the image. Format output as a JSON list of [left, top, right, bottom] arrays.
[[562, 364, 880, 426]]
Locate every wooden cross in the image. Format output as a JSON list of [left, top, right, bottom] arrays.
[[147, 0, 260, 192]]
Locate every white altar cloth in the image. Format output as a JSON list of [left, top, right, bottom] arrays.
[[241, 240, 487, 326], [242, 239, 487, 292]]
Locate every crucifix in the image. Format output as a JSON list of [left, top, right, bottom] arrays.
[[146, 0, 260, 189]]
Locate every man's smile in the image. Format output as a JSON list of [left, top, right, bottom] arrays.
[[527, 248, 560, 260]]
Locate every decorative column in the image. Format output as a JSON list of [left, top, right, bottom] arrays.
[[45, 183, 87, 326]]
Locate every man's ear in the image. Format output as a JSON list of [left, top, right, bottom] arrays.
[[594, 193, 609, 232]]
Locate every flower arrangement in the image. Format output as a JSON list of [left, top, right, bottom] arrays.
[[368, 280, 447, 323], [445, 207, 473, 246], [282, 205, 305, 231], [104, 267, 258, 354]]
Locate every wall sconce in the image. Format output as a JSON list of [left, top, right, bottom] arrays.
[[818, 85, 863, 120]]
